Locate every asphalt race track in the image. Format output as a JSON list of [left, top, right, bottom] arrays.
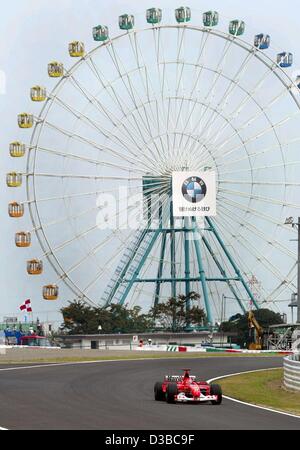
[[0, 357, 299, 430]]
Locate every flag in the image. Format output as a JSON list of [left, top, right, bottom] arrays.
[[20, 299, 32, 313]]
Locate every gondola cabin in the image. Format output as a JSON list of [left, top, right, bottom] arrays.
[[93, 25, 109, 42], [277, 52, 293, 68], [229, 20, 245, 36], [8, 202, 24, 218], [30, 86, 47, 102], [119, 14, 135, 30], [7, 173, 22, 188], [69, 41, 85, 57], [203, 11, 219, 27], [146, 8, 162, 24], [48, 61, 64, 77], [18, 113, 34, 129], [43, 285, 59, 301], [27, 259, 43, 275], [15, 232, 31, 248], [10, 141, 26, 158], [254, 34, 270, 50], [175, 7, 191, 23]]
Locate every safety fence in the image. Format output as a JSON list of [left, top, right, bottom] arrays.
[[283, 354, 300, 392]]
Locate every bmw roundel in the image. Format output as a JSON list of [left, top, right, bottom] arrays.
[[182, 176, 207, 203]]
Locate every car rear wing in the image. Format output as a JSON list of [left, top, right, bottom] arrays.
[[164, 375, 196, 382]]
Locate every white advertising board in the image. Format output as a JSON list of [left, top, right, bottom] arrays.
[[172, 171, 217, 217]]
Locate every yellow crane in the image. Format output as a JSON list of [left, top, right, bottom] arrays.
[[248, 310, 263, 350]]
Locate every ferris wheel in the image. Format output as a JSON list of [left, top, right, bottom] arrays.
[[7, 6, 300, 323]]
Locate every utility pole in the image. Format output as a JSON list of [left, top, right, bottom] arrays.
[[297, 217, 300, 324], [285, 216, 300, 324]]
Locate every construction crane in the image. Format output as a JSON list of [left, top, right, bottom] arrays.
[[248, 310, 263, 350]]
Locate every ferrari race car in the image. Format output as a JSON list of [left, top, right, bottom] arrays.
[[154, 369, 222, 404]]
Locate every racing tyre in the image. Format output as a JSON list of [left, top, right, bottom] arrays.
[[166, 383, 178, 404], [210, 384, 223, 405], [154, 382, 165, 401]]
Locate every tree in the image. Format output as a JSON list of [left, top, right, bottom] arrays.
[[60, 301, 153, 335], [149, 293, 206, 331], [219, 309, 283, 348]]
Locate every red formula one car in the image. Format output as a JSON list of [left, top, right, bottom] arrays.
[[154, 369, 222, 405]]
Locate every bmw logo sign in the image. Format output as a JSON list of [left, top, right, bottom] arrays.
[[182, 176, 207, 203]]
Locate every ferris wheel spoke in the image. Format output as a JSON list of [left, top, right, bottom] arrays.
[[84, 57, 160, 155], [172, 27, 187, 142], [199, 50, 260, 146], [219, 188, 300, 209], [211, 96, 299, 160], [30, 173, 142, 181], [67, 73, 153, 155], [42, 118, 157, 172], [220, 159, 300, 175], [106, 41, 164, 157], [216, 212, 294, 287], [42, 186, 170, 259], [67, 63, 170, 171], [265, 264, 297, 302], [36, 145, 146, 173], [152, 29, 176, 161], [218, 202, 296, 261], [32, 204, 100, 237], [219, 195, 298, 235], [50, 93, 152, 161], [85, 51, 157, 144], [128, 32, 166, 139], [209, 82, 293, 158], [26, 185, 145, 205], [179, 96, 247, 169], [206, 64, 277, 148], [63, 231, 127, 284], [219, 179, 300, 187], [184, 36, 235, 153]]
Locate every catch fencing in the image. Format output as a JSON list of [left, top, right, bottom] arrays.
[[283, 354, 300, 392]]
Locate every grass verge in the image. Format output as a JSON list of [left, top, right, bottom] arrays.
[[218, 369, 300, 417]]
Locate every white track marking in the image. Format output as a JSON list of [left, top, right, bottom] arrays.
[[208, 368, 300, 420]]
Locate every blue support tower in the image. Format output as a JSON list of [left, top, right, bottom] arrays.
[[101, 176, 259, 325]]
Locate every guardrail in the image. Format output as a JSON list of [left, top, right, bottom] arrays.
[[284, 354, 300, 391]]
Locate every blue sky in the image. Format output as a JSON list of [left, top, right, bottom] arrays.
[[1, 0, 300, 327]]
